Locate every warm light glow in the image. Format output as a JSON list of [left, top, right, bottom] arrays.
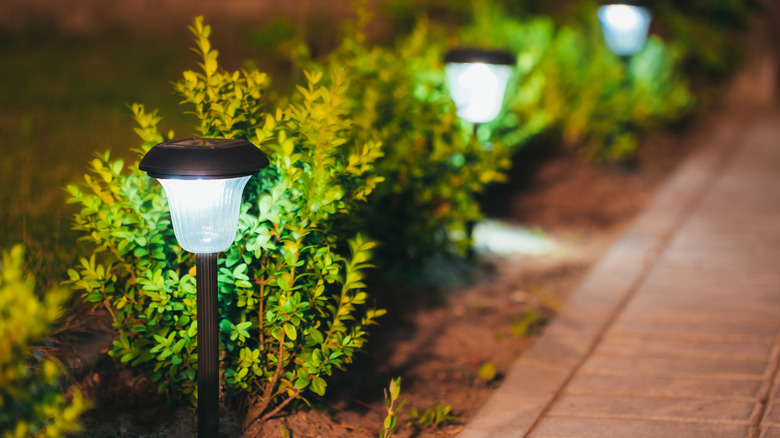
[[158, 176, 251, 253], [445, 62, 513, 124], [598, 4, 652, 56]]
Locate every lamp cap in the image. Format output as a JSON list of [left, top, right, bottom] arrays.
[[139, 137, 269, 179], [601, 0, 647, 6], [444, 48, 516, 66]]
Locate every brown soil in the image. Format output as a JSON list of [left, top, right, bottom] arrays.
[[62, 116, 700, 438]]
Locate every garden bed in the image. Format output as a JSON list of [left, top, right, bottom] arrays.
[[1, 1, 751, 435], [64, 119, 697, 437]]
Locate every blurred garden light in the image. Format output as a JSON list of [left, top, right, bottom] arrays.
[[472, 220, 559, 255], [598, 2, 652, 57], [444, 48, 516, 125], [140, 137, 268, 438]]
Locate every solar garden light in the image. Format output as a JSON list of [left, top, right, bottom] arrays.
[[139, 138, 269, 438], [598, 2, 652, 59], [443, 48, 516, 136]]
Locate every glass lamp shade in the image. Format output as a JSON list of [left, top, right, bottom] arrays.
[[158, 176, 251, 253], [598, 4, 652, 57], [445, 62, 513, 124], [139, 137, 269, 254], [443, 49, 515, 125]]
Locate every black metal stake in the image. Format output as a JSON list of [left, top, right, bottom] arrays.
[[196, 253, 219, 438]]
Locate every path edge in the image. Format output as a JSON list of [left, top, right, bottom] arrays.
[[458, 108, 753, 438]]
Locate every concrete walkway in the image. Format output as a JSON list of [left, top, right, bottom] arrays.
[[460, 107, 780, 438]]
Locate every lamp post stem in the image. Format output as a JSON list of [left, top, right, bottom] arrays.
[[620, 55, 631, 89], [196, 252, 219, 438]]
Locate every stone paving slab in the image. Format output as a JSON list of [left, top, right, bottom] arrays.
[[639, 267, 780, 289], [546, 394, 758, 422], [657, 250, 780, 269], [604, 330, 775, 345], [565, 373, 763, 400], [594, 334, 774, 361], [459, 109, 780, 438], [653, 257, 779, 273], [761, 426, 780, 438], [579, 355, 768, 379], [460, 362, 573, 438], [610, 317, 780, 338], [624, 295, 780, 321], [618, 305, 780, 324], [529, 417, 752, 438], [761, 401, 780, 425]]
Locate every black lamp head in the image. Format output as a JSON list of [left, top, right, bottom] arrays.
[[139, 137, 269, 180], [601, 0, 646, 6], [443, 48, 516, 66]]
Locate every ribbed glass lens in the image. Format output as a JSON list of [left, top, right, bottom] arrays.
[[158, 176, 251, 253], [445, 62, 513, 124], [598, 5, 652, 56]]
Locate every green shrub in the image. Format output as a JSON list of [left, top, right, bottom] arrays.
[[655, 0, 752, 84], [252, 0, 693, 267], [460, 1, 693, 161], [480, 0, 752, 86], [0, 245, 87, 437], [66, 16, 384, 428], [540, 29, 691, 161], [342, 0, 731, 164], [319, 13, 513, 266]]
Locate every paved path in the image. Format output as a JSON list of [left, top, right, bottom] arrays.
[[460, 108, 780, 438]]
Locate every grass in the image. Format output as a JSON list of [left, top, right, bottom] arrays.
[[0, 30, 204, 285]]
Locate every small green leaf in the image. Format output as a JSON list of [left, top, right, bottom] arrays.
[[173, 338, 187, 354], [294, 377, 309, 390], [311, 377, 327, 396], [308, 328, 324, 345], [389, 377, 401, 401], [283, 323, 297, 341]]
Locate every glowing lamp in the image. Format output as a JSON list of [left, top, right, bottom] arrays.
[[139, 137, 268, 438], [156, 177, 251, 253], [598, 3, 652, 57], [444, 48, 515, 124], [140, 138, 268, 253]]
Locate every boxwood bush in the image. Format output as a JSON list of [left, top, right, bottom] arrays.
[[66, 17, 385, 429], [319, 14, 513, 267], [459, 1, 693, 161], [1, 245, 87, 437]]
